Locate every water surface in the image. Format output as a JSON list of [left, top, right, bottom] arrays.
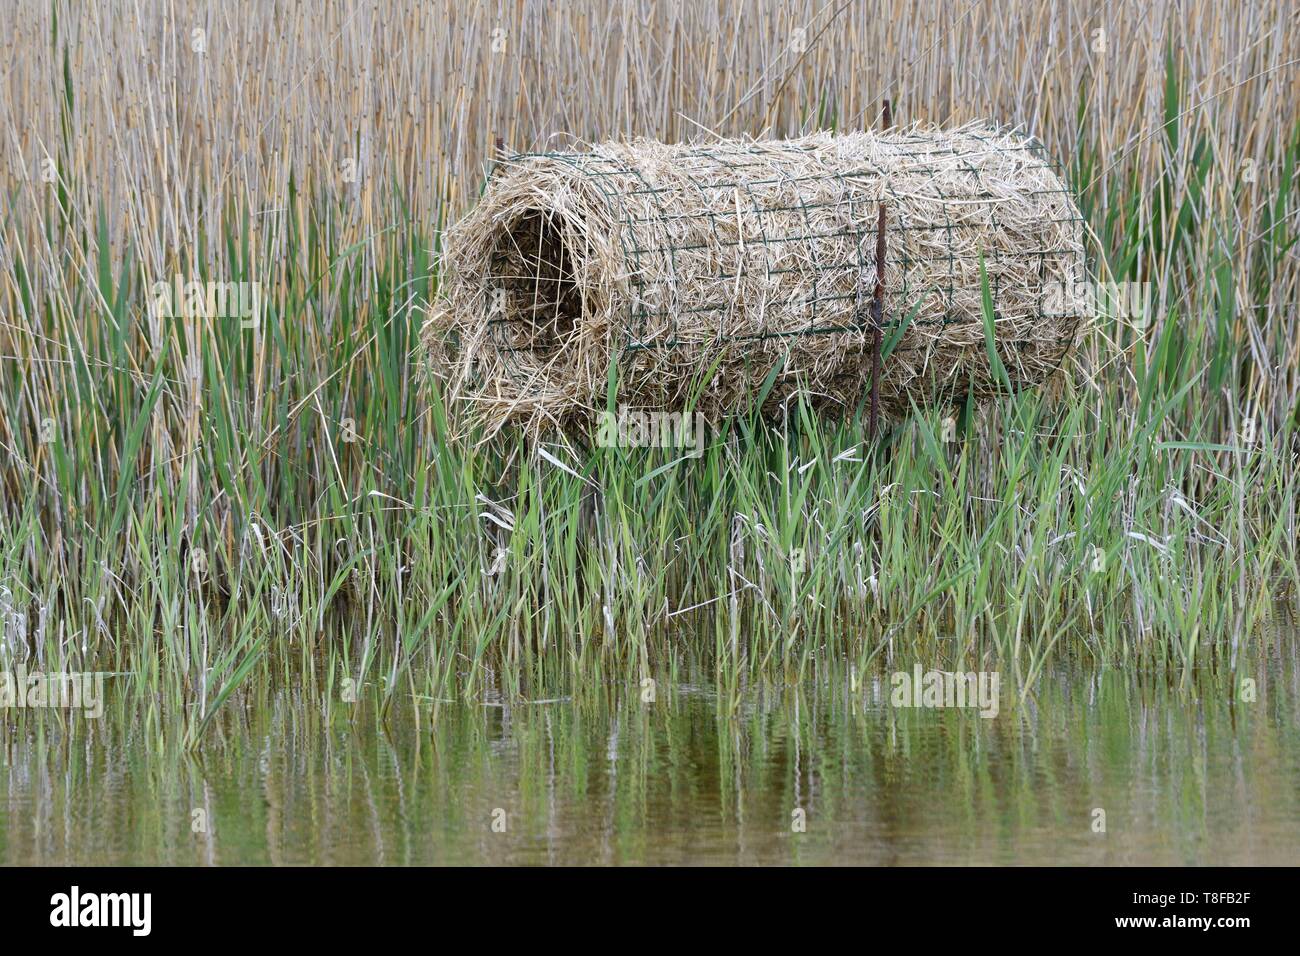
[[3, 642, 1299, 865]]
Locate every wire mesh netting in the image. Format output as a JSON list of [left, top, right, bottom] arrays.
[[428, 123, 1088, 434]]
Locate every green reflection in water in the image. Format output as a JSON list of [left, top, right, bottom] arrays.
[[2, 637, 1298, 865]]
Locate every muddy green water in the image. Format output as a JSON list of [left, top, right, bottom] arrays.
[[3, 645, 1299, 865]]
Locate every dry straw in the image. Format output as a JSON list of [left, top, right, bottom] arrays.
[[425, 122, 1087, 436]]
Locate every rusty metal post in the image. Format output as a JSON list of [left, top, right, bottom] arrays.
[[869, 99, 892, 440]]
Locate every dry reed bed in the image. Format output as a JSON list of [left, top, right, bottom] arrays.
[[428, 123, 1086, 433], [0, 0, 1297, 497]]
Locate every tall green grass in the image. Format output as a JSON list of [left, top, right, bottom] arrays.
[[2, 160, 1297, 742]]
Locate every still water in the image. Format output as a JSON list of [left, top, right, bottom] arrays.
[[3, 644, 1299, 865]]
